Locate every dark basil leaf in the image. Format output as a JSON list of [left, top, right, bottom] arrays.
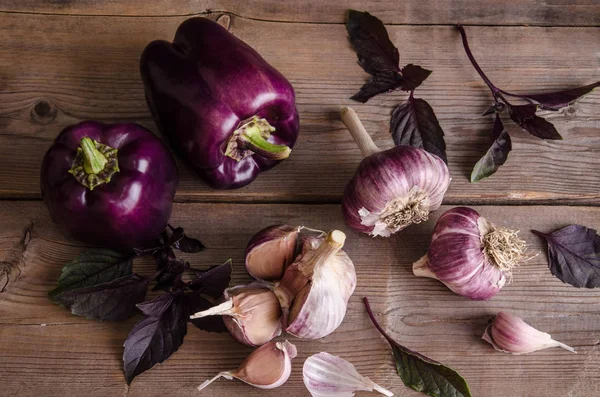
[[509, 105, 562, 140], [482, 102, 505, 116], [346, 10, 399, 75], [48, 249, 132, 299], [400, 64, 432, 91], [532, 225, 600, 288], [174, 236, 205, 253], [364, 298, 471, 397], [123, 293, 187, 384], [351, 71, 404, 103], [185, 290, 228, 333], [390, 96, 447, 163], [188, 259, 232, 299], [53, 274, 148, 321], [153, 257, 189, 292], [520, 81, 600, 110], [471, 115, 512, 182]]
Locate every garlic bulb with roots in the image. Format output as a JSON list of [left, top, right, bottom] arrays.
[[340, 107, 450, 237], [198, 340, 297, 391], [413, 207, 527, 300], [190, 283, 282, 346]]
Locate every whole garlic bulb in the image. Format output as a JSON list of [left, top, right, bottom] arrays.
[[198, 340, 297, 391], [413, 207, 527, 300], [340, 107, 450, 237], [190, 283, 282, 346]]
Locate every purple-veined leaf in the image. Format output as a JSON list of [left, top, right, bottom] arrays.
[[517, 81, 600, 110], [471, 115, 512, 182], [400, 64, 432, 91], [188, 259, 232, 299], [350, 71, 403, 103], [509, 105, 562, 140], [390, 95, 447, 163], [123, 293, 187, 384], [167, 225, 205, 253], [53, 274, 148, 321], [533, 225, 600, 288]]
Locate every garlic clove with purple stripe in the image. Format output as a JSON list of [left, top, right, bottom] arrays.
[[198, 340, 297, 391], [482, 312, 576, 354], [303, 352, 394, 396], [413, 207, 527, 300], [340, 107, 450, 237], [244, 224, 299, 281]]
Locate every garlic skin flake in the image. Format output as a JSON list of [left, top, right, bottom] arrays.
[[303, 352, 393, 397], [198, 340, 297, 391], [482, 312, 576, 355]]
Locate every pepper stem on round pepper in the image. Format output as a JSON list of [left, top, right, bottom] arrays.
[[225, 116, 291, 161], [68, 137, 120, 190]]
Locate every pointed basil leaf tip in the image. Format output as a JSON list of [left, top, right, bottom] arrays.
[[471, 115, 512, 183], [363, 297, 472, 397], [400, 64, 432, 91], [53, 274, 149, 321], [390, 95, 448, 163], [123, 293, 187, 384], [188, 259, 232, 299], [532, 225, 600, 289], [48, 249, 133, 299], [350, 71, 404, 103], [509, 105, 563, 140], [516, 81, 600, 110]]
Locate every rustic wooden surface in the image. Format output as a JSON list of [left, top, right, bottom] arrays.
[[0, 2, 599, 397]]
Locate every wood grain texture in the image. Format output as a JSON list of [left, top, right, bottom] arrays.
[[1, 1, 600, 26], [0, 13, 598, 204], [1, 201, 599, 397]]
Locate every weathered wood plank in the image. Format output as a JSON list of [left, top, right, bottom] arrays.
[[1, 201, 599, 396], [1, 1, 600, 26], [0, 14, 599, 204]]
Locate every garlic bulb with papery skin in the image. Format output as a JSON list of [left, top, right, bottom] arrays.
[[198, 340, 297, 391], [303, 352, 394, 397], [190, 283, 282, 346], [413, 207, 527, 300], [276, 230, 357, 339], [245, 224, 299, 281], [340, 107, 450, 237], [482, 312, 575, 354]]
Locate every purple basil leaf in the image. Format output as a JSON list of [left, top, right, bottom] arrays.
[[482, 102, 505, 116], [509, 104, 562, 140], [519, 81, 600, 110], [390, 95, 447, 163], [346, 10, 399, 75], [400, 64, 432, 91], [153, 258, 189, 292], [167, 225, 185, 246], [532, 225, 600, 288], [185, 290, 228, 333], [123, 293, 187, 384], [53, 274, 149, 321], [351, 71, 404, 103], [173, 236, 205, 253], [48, 249, 133, 299], [188, 259, 232, 299], [470, 115, 512, 183]]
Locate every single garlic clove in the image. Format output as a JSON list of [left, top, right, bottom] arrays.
[[285, 230, 357, 339], [303, 352, 393, 396], [245, 224, 299, 281], [482, 311, 576, 355], [199, 340, 297, 391], [190, 283, 282, 347]]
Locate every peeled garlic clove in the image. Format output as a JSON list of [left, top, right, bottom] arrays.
[[303, 352, 393, 396], [413, 207, 527, 300], [199, 340, 297, 391], [482, 311, 576, 355], [190, 283, 282, 347], [340, 107, 450, 237], [245, 224, 299, 281], [285, 230, 357, 339]]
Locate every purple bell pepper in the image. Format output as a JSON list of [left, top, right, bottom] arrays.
[[40, 121, 178, 252], [140, 17, 299, 189]]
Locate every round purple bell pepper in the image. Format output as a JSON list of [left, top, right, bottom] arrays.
[[40, 121, 178, 252], [140, 17, 299, 189]]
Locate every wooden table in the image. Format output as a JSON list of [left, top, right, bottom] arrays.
[[0, 2, 599, 396]]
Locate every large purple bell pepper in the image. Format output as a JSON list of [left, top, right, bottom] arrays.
[[140, 17, 299, 189], [40, 122, 178, 252]]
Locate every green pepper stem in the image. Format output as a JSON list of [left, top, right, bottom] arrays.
[[238, 124, 291, 160], [80, 137, 108, 174]]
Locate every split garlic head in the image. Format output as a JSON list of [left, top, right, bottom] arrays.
[[245, 224, 299, 281]]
